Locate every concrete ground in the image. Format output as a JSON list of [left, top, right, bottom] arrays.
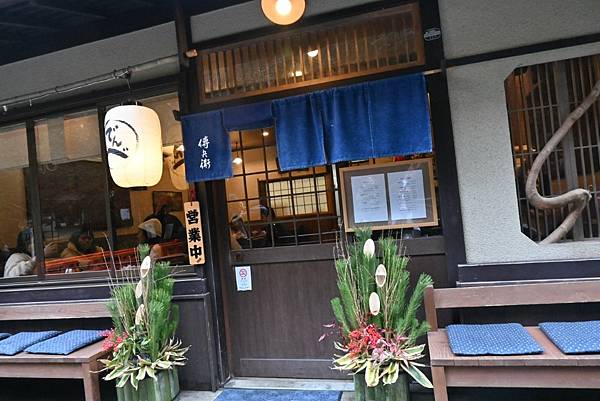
[[179, 377, 355, 401]]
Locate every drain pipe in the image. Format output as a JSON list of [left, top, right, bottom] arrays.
[[0, 55, 179, 112]]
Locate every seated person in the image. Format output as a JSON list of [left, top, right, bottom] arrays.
[[138, 218, 164, 260], [4, 228, 59, 278], [61, 227, 103, 258], [230, 214, 250, 250]]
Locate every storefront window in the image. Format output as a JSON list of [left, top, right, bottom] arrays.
[[226, 128, 340, 249], [0, 124, 37, 279], [35, 110, 109, 275], [109, 94, 190, 266]]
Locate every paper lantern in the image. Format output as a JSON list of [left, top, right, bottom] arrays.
[[261, 0, 305, 25], [166, 145, 189, 191], [105, 105, 163, 188]]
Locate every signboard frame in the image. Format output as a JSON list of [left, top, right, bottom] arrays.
[[339, 158, 438, 232]]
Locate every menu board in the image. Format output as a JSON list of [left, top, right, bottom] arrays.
[[388, 170, 427, 220], [339, 159, 437, 232], [351, 174, 388, 223]]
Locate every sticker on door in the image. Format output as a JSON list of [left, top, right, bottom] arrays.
[[235, 266, 252, 291]]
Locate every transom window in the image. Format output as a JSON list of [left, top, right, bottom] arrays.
[[199, 4, 424, 103]]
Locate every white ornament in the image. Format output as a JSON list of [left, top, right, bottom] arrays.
[[363, 239, 375, 257], [105, 105, 163, 188], [375, 264, 387, 288], [369, 292, 381, 316]]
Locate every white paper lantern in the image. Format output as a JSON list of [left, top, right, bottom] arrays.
[[105, 105, 163, 188]]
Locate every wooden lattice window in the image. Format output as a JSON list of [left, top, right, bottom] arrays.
[[506, 54, 600, 241], [198, 3, 424, 103]]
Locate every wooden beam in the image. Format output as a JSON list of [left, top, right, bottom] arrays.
[[433, 279, 600, 309]]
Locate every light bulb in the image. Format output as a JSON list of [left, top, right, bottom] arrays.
[[233, 156, 243, 165], [306, 49, 319, 58], [262, 130, 270, 137], [275, 0, 292, 16]]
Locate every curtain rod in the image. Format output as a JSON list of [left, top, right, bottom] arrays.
[[0, 55, 179, 113]]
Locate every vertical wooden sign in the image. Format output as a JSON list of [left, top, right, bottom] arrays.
[[184, 201, 205, 265]]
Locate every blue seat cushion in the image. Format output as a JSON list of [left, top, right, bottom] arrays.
[[0, 331, 61, 356], [25, 330, 105, 355], [0, 333, 9, 341], [540, 321, 600, 354], [447, 323, 544, 356]]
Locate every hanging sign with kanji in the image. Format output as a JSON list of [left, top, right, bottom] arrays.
[[181, 110, 233, 182], [184, 201, 205, 265]]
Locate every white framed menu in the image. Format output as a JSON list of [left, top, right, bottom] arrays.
[[339, 158, 438, 232]]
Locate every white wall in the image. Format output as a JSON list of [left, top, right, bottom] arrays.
[[439, 0, 600, 59], [0, 23, 178, 103], [440, 0, 600, 264], [190, 0, 380, 43], [448, 42, 600, 264]]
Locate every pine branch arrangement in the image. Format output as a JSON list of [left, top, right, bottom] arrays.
[[101, 253, 188, 389], [329, 229, 433, 388]]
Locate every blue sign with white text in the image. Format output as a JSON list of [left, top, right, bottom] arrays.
[[181, 110, 233, 182]]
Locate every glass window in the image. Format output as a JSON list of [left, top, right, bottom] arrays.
[[35, 110, 110, 275], [226, 128, 340, 249], [0, 124, 38, 279], [109, 94, 191, 267]]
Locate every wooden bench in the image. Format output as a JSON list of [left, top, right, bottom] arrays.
[[424, 280, 600, 401], [0, 301, 111, 401]]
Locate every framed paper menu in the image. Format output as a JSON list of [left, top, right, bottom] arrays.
[[339, 158, 438, 232]]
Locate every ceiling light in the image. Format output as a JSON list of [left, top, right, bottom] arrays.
[[261, 0, 306, 25], [306, 49, 319, 58], [262, 130, 270, 137], [275, 0, 292, 15], [232, 141, 243, 165]]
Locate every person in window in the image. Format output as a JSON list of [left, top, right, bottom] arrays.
[[230, 214, 250, 250], [138, 218, 164, 260], [257, 205, 285, 247], [3, 228, 59, 278], [60, 226, 103, 259], [145, 204, 186, 245]]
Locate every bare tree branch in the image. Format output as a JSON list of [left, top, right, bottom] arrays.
[[525, 80, 600, 244]]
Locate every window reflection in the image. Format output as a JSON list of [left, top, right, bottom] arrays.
[[0, 124, 37, 278], [35, 111, 110, 275]]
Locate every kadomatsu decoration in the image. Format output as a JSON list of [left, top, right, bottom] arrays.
[[101, 246, 189, 401], [327, 229, 433, 401]]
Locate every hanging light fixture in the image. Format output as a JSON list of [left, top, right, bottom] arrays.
[[105, 102, 163, 188], [232, 141, 243, 165], [261, 0, 306, 25], [262, 130, 270, 137]]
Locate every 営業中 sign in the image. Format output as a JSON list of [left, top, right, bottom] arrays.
[[184, 201, 205, 265]]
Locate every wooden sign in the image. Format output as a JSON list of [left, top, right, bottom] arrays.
[[184, 201, 205, 265]]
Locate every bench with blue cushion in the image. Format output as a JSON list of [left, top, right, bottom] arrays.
[[424, 279, 600, 401], [0, 301, 110, 401]]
